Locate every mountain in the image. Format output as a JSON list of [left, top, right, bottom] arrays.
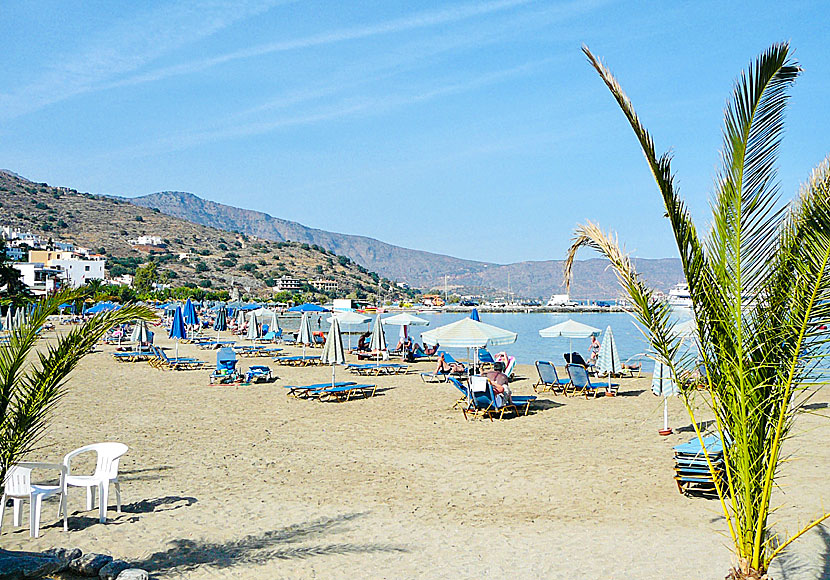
[[130, 191, 684, 298], [0, 171, 383, 297], [130, 191, 488, 286]]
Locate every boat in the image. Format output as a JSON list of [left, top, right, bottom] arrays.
[[668, 283, 693, 308]]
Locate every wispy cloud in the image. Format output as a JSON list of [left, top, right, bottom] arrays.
[[0, 0, 286, 121], [102, 57, 560, 160], [104, 0, 534, 90]]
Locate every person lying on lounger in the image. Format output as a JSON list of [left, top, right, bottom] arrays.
[[435, 352, 464, 374]]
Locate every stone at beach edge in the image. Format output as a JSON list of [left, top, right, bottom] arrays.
[[68, 553, 113, 576], [0, 550, 64, 579], [99, 560, 131, 580], [43, 547, 83, 563], [116, 569, 149, 580]]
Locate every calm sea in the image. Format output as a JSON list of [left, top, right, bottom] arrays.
[[278, 311, 695, 367]]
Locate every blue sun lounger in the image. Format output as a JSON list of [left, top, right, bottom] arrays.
[[283, 381, 356, 398], [566, 363, 618, 397], [533, 360, 571, 394], [346, 363, 408, 376]]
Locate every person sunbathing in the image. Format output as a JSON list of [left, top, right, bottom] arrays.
[[435, 352, 464, 374]]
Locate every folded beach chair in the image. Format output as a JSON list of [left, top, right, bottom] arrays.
[[672, 435, 726, 495], [565, 363, 613, 398], [244, 365, 272, 383], [533, 360, 571, 394], [210, 347, 243, 384]]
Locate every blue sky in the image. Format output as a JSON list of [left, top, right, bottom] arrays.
[[1, 1, 828, 264]]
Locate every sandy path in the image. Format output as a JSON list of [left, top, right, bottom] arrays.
[[3, 331, 828, 579]]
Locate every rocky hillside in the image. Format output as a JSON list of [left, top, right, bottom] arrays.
[[130, 191, 489, 284], [131, 191, 684, 298], [0, 171, 384, 298]]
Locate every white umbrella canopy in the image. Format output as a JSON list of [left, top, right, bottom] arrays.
[[328, 311, 371, 350], [420, 317, 517, 349], [539, 319, 601, 357], [235, 309, 247, 328], [3, 307, 12, 332], [369, 313, 387, 366], [321, 317, 346, 387], [246, 317, 262, 341], [382, 313, 430, 327], [131, 320, 153, 345], [269, 310, 281, 334], [596, 326, 621, 376], [298, 312, 314, 358]]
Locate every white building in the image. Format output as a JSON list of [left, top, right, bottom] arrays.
[[275, 276, 303, 292], [12, 263, 62, 296], [27, 250, 106, 288], [110, 274, 134, 286], [128, 235, 164, 247]]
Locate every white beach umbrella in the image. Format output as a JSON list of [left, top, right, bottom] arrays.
[[383, 313, 429, 344], [596, 325, 621, 390], [269, 310, 281, 335], [3, 307, 11, 332], [298, 311, 314, 358], [131, 320, 153, 345], [235, 308, 247, 329], [246, 316, 262, 341], [421, 317, 517, 370], [328, 311, 371, 350], [369, 313, 387, 367], [539, 319, 601, 359], [652, 358, 680, 435], [421, 317, 517, 348], [321, 317, 346, 387]]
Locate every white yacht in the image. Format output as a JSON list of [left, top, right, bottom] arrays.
[[668, 283, 693, 308]]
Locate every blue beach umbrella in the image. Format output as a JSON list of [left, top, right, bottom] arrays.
[[287, 303, 330, 313], [86, 302, 120, 314], [214, 305, 228, 333], [169, 306, 187, 358], [183, 298, 199, 328], [470, 308, 480, 322]]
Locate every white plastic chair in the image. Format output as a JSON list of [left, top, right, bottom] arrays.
[[1, 462, 68, 538], [63, 442, 127, 523]]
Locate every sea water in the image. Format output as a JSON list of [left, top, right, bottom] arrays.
[[280, 310, 695, 367]]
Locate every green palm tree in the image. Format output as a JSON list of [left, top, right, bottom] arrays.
[[565, 43, 830, 579], [0, 289, 155, 485]]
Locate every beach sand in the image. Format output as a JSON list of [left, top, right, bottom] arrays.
[[4, 331, 829, 579]]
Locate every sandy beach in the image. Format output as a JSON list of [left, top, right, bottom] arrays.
[[4, 330, 829, 579]]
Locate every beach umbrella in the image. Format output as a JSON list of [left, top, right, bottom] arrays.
[[2, 307, 10, 332], [470, 308, 480, 321], [168, 306, 187, 358], [383, 313, 429, 346], [235, 308, 246, 329], [321, 317, 346, 387], [652, 358, 680, 435], [246, 315, 262, 341], [539, 319, 601, 357], [183, 298, 199, 328], [328, 311, 370, 350], [369, 313, 387, 367], [287, 303, 330, 313], [131, 320, 153, 346], [596, 325, 621, 392], [269, 310, 281, 336], [214, 305, 228, 339], [421, 317, 517, 348], [86, 302, 120, 314], [298, 311, 314, 359]]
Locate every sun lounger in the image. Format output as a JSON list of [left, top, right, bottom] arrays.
[[566, 363, 617, 398], [112, 349, 154, 362], [283, 381, 356, 398], [152, 347, 207, 371], [274, 355, 321, 366], [346, 363, 408, 376], [533, 360, 570, 394], [244, 365, 272, 383], [314, 383, 377, 402], [672, 435, 726, 495], [420, 371, 449, 383]]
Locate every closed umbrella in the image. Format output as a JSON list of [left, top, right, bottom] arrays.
[[298, 311, 314, 359], [235, 308, 246, 330], [652, 358, 680, 435], [596, 325, 621, 392], [270, 310, 281, 336], [539, 319, 601, 359], [3, 307, 11, 332], [470, 308, 480, 321], [214, 305, 228, 337], [321, 317, 346, 387], [328, 311, 370, 350], [246, 314, 262, 342], [131, 320, 153, 346], [183, 298, 199, 328], [168, 306, 187, 359], [369, 313, 387, 367]]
